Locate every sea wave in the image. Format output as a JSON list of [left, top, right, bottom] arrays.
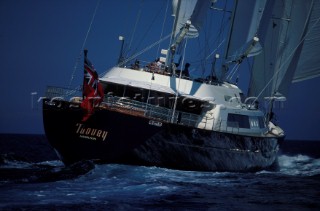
[[1, 153, 320, 184], [1, 135, 319, 209], [0, 158, 93, 183], [278, 154, 320, 176], [1, 156, 320, 210]]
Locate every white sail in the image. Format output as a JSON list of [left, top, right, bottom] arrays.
[[248, 0, 320, 99], [225, 0, 267, 62], [292, 0, 320, 82], [172, 0, 210, 38]]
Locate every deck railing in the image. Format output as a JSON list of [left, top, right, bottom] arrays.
[[104, 96, 200, 128]]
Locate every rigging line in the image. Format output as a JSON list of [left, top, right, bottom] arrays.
[[127, 0, 144, 56], [229, 63, 240, 81], [209, 13, 229, 56], [100, 33, 171, 76], [195, 2, 216, 64], [193, 18, 209, 62], [189, 39, 225, 65], [218, 0, 228, 44], [134, 0, 166, 55], [205, 39, 225, 60], [197, 39, 206, 77], [224, 0, 238, 62], [245, 56, 253, 90], [194, 0, 228, 65], [116, 1, 134, 57], [226, 62, 240, 81], [252, 12, 320, 106], [204, 11, 210, 61], [68, 0, 101, 89], [171, 38, 188, 123], [156, 0, 170, 58], [273, 1, 294, 93], [207, 0, 228, 62]]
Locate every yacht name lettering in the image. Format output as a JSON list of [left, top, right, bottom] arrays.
[[75, 123, 108, 141]]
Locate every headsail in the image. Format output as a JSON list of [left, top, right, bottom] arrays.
[[248, 0, 320, 99]]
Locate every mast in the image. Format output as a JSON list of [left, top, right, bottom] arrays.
[[168, 21, 191, 75], [169, 0, 182, 49], [117, 36, 125, 67], [222, 0, 238, 80], [166, 0, 209, 73], [210, 54, 220, 83], [166, 0, 182, 73]]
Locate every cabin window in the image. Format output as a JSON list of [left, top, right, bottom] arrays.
[[224, 95, 232, 102], [227, 114, 250, 128], [249, 117, 260, 128], [249, 116, 266, 129]]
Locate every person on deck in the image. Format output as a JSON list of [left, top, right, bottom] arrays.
[[183, 63, 190, 78], [131, 59, 140, 70]]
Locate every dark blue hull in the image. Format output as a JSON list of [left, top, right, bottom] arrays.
[[43, 99, 282, 172]]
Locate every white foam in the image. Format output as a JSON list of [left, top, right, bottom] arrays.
[[278, 154, 320, 176]]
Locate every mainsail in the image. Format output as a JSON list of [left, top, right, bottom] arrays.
[[224, 0, 267, 63], [167, 0, 211, 67], [248, 0, 320, 99], [292, 1, 320, 82], [171, 0, 210, 38]]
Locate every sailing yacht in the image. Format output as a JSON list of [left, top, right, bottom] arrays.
[[42, 0, 319, 172]]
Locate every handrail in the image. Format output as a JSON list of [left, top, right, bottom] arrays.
[[103, 95, 199, 127]]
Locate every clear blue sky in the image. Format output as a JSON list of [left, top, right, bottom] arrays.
[[0, 0, 319, 140]]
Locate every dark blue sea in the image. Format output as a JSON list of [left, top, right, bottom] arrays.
[[0, 134, 319, 210]]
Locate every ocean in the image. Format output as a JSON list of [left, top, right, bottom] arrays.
[[0, 134, 319, 210]]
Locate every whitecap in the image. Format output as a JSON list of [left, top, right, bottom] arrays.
[[278, 154, 320, 176]]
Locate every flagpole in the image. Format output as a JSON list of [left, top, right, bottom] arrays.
[[83, 49, 88, 100]]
